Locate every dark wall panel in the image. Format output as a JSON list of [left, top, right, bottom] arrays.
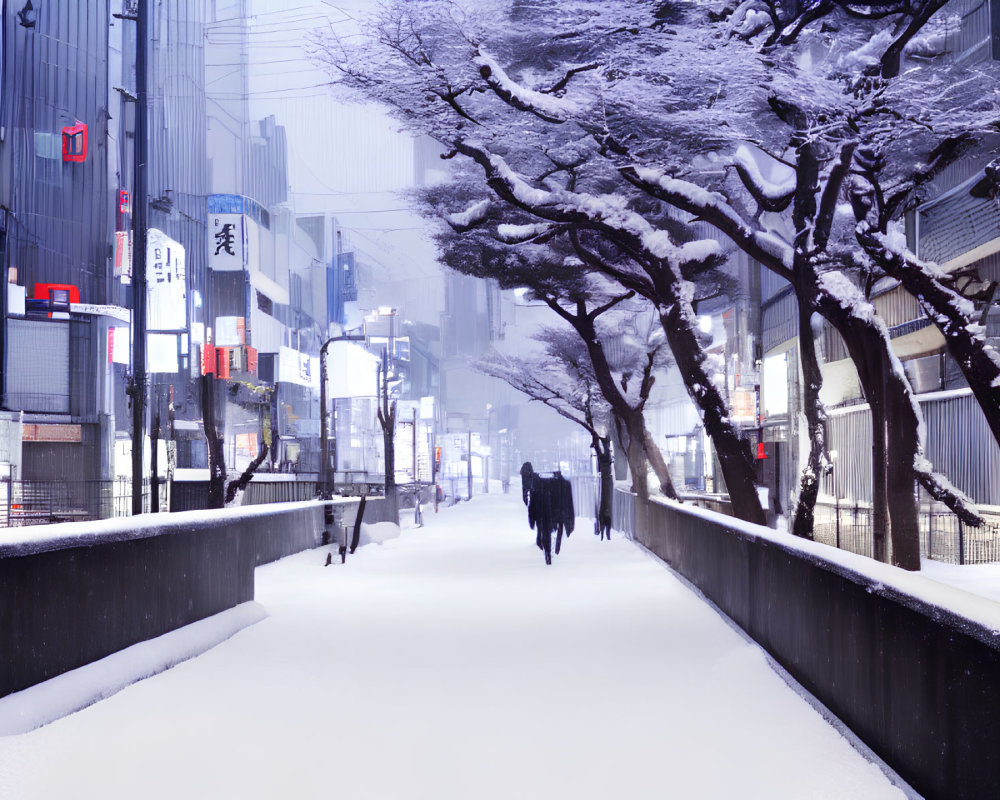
[[0, 501, 343, 697], [628, 493, 1000, 800]]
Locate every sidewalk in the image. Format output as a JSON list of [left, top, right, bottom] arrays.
[[0, 492, 910, 799]]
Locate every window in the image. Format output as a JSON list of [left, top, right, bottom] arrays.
[[256, 290, 273, 316]]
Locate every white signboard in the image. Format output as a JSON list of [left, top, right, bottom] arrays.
[[278, 346, 319, 388], [209, 214, 245, 271], [420, 395, 435, 421], [326, 341, 378, 398], [147, 229, 187, 331], [108, 326, 130, 365], [148, 333, 179, 374], [762, 352, 789, 418], [215, 316, 241, 346]]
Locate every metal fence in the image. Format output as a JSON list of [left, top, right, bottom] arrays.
[[812, 496, 1000, 565], [0, 478, 168, 527]]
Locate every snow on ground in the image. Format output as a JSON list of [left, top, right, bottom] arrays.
[[920, 558, 1000, 604], [0, 492, 910, 799]]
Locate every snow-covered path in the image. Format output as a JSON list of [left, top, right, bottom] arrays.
[[0, 492, 908, 799]]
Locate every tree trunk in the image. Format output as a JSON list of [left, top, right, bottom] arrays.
[[201, 375, 226, 509], [884, 377, 921, 569], [870, 385, 890, 564], [657, 302, 764, 525], [642, 424, 678, 499], [225, 442, 269, 505], [377, 352, 399, 525], [594, 435, 614, 536], [383, 423, 398, 522], [791, 298, 824, 539], [621, 414, 650, 503], [812, 292, 920, 569], [611, 423, 628, 481]]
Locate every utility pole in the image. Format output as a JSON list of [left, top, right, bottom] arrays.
[[131, 0, 149, 515]]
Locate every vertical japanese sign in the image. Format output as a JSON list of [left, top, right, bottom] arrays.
[[114, 231, 132, 279], [146, 228, 187, 331], [209, 214, 245, 271]]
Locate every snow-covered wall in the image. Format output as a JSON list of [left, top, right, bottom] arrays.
[[0, 501, 353, 697], [623, 491, 1000, 800]]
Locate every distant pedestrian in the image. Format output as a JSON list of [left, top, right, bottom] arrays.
[[519, 461, 534, 506]]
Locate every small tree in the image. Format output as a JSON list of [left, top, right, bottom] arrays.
[[200, 375, 271, 509], [376, 348, 399, 523]]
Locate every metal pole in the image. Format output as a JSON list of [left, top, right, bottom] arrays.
[[320, 339, 330, 499], [131, 0, 149, 515], [467, 430, 472, 500], [319, 334, 365, 500]]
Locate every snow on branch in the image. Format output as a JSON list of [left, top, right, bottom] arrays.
[[914, 457, 983, 527], [496, 222, 561, 244], [473, 49, 580, 123], [455, 141, 722, 268], [732, 145, 795, 212], [447, 199, 492, 232], [620, 165, 794, 277]]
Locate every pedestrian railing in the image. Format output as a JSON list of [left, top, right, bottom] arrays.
[[0, 478, 167, 527], [811, 496, 1000, 565]]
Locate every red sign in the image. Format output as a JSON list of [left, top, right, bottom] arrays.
[[201, 343, 216, 375], [34, 283, 80, 303], [216, 347, 231, 380], [246, 346, 258, 375], [62, 123, 88, 162], [119, 190, 131, 213], [22, 423, 83, 443]]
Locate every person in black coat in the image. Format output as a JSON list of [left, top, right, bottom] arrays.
[[552, 471, 575, 556], [528, 475, 557, 564], [519, 461, 534, 506]]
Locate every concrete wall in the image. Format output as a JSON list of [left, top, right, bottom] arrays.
[[0, 500, 352, 698], [620, 490, 1000, 800]]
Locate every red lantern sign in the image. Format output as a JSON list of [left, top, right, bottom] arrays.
[[756, 442, 767, 460], [62, 122, 88, 162]]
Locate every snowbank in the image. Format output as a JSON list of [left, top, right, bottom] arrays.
[[0, 602, 267, 735]]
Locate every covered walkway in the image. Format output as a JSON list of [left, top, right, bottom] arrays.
[[0, 492, 909, 799]]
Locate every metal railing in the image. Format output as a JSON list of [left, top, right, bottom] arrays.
[[812, 497, 1000, 565], [613, 485, 1000, 565], [0, 478, 167, 527]]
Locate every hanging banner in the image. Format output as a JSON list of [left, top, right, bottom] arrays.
[[209, 214, 245, 271], [147, 228, 187, 331], [114, 230, 132, 280]]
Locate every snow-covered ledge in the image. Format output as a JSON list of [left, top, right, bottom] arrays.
[[625, 491, 1000, 800], [0, 499, 357, 700], [649, 495, 1000, 639]]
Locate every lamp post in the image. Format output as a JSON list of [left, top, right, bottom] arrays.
[[319, 333, 365, 499]]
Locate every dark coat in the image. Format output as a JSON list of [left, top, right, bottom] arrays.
[[519, 461, 534, 506], [527, 473, 575, 564]]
